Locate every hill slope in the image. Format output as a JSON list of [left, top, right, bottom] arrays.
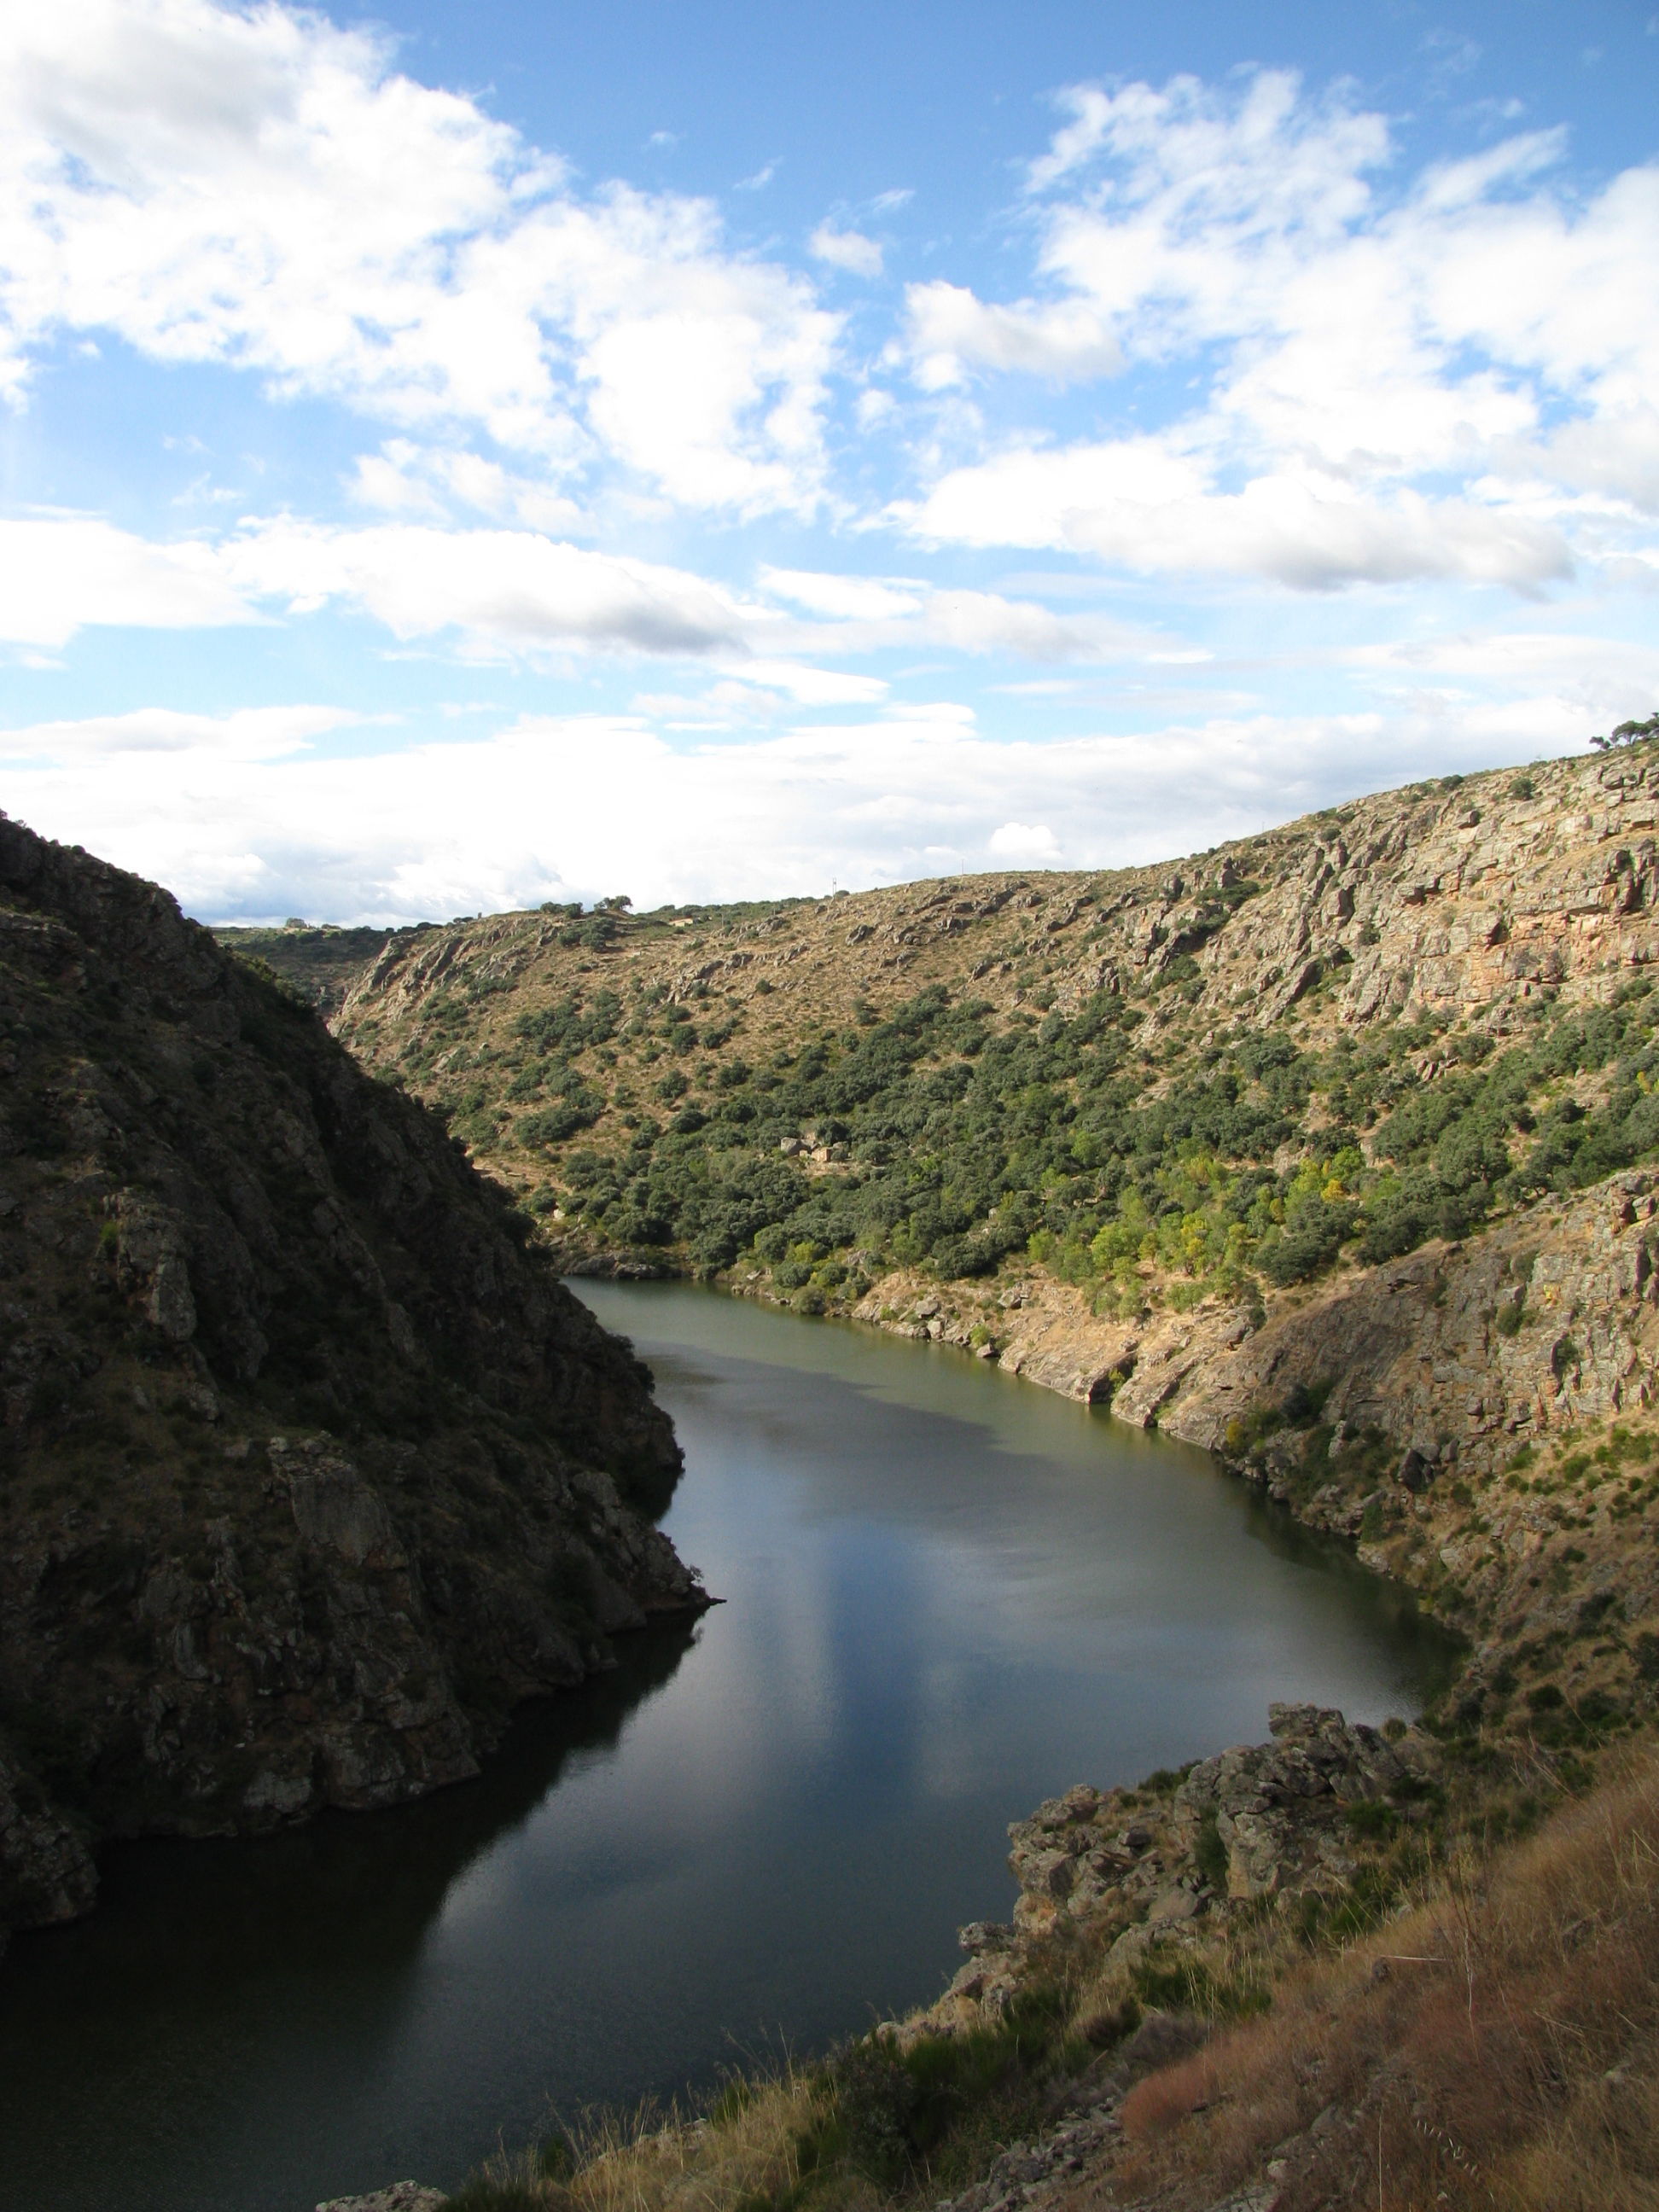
[[0, 816, 703, 1953], [331, 742, 1659, 1322]]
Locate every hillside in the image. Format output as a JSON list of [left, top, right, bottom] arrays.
[[0, 816, 704, 1954], [326, 742, 1656, 1355], [331, 743, 1659, 1305], [210, 922, 399, 1016]]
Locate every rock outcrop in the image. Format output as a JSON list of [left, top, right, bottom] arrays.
[[854, 1161, 1659, 1474], [0, 816, 705, 1953], [924, 1703, 1435, 2038]]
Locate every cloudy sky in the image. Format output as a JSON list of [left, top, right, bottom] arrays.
[[2, 0, 1657, 922]]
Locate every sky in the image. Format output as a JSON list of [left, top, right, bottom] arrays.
[[1, 0, 1657, 923]]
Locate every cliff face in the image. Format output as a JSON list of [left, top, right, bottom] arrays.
[[323, 743, 1658, 1158], [0, 818, 703, 1952]]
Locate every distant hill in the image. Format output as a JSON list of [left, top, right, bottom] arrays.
[[329, 743, 1659, 1320], [209, 922, 400, 1016], [0, 817, 702, 1952]]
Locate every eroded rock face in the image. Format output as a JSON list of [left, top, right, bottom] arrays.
[[917, 1705, 1436, 2042], [853, 1166, 1659, 1488], [0, 815, 705, 1952]]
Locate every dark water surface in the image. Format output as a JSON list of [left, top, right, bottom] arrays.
[[0, 1286, 1455, 2212]]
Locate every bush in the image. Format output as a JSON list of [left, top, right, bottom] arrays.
[[1259, 1196, 1353, 1284]]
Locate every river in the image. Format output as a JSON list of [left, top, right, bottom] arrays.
[[0, 1284, 1454, 2212]]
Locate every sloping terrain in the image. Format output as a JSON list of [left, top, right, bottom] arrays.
[[0, 816, 703, 1953], [211, 921, 398, 1016], [330, 742, 1659, 1318]]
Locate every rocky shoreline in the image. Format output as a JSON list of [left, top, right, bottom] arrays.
[[908, 1702, 1439, 2045]]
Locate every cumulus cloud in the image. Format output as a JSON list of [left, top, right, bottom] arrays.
[[809, 224, 883, 278], [0, 516, 257, 646], [0, 0, 839, 515], [897, 69, 1659, 586]]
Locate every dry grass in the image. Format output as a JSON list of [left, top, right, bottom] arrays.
[[450, 1743, 1659, 2212], [450, 2065, 835, 2212], [1119, 2054, 1220, 2144], [1080, 1741, 1659, 2211]]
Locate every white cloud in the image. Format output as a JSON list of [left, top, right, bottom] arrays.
[[904, 445, 1572, 590], [0, 0, 838, 515], [987, 821, 1060, 860], [0, 510, 779, 658], [728, 659, 889, 705], [0, 508, 1168, 671], [0, 516, 256, 646], [0, 683, 1601, 925], [224, 520, 769, 657], [1348, 627, 1659, 739], [809, 224, 883, 278], [760, 568, 924, 620], [0, 703, 357, 759], [897, 70, 1659, 585], [905, 280, 1121, 388], [347, 439, 592, 533]]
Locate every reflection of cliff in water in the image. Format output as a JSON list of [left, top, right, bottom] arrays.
[[0, 1615, 697, 2053], [1236, 1487, 1462, 1691]]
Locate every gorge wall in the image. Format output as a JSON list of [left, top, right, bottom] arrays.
[[0, 817, 705, 1953]]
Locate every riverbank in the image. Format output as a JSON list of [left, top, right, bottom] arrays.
[[575, 1152, 1659, 1739], [293, 1254, 1656, 2212], [400, 1265, 1659, 2211], [421, 1691, 1659, 2212]]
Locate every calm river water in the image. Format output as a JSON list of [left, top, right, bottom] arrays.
[[0, 1286, 1455, 2212]]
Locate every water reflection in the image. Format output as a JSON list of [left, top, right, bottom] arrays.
[[0, 1285, 1456, 2212]]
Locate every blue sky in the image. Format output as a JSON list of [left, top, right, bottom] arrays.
[[2, 0, 1656, 922]]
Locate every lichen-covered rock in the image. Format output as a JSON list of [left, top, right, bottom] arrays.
[[315, 2186, 445, 2212], [911, 1705, 1437, 2041], [0, 814, 707, 1949]]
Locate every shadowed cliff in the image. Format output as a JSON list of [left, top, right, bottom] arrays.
[[0, 815, 705, 1952]]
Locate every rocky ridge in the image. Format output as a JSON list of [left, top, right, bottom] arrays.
[[0, 817, 704, 1953], [320, 746, 1659, 1444], [328, 742, 1659, 1167]]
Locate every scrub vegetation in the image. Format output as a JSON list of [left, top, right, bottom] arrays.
[[311, 737, 1659, 1336]]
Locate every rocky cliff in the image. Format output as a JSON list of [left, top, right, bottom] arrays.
[[0, 817, 705, 1953], [928, 1701, 1439, 2039], [318, 738, 1658, 1425]]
